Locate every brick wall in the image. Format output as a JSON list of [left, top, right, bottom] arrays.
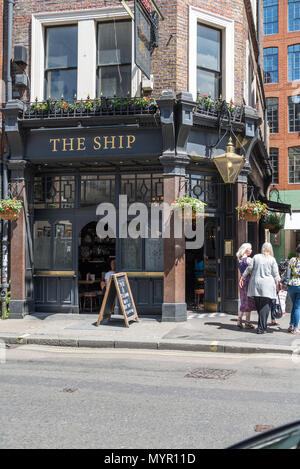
[[264, 0, 300, 192], [4, 0, 260, 107]]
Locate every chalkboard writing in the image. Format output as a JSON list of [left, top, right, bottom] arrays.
[[97, 273, 139, 327]]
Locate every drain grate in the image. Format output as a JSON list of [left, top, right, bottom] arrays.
[[185, 368, 237, 380]]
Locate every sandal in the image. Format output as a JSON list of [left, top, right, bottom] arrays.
[[237, 318, 244, 329], [269, 321, 279, 326], [291, 329, 300, 335], [288, 326, 294, 333], [245, 321, 255, 329]]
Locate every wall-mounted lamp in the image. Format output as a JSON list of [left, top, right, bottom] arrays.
[[212, 137, 246, 184]]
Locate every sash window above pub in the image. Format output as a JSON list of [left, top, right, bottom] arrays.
[[97, 20, 132, 97], [197, 24, 222, 100], [44, 25, 78, 100]]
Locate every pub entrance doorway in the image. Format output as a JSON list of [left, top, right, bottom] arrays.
[[78, 221, 116, 313]]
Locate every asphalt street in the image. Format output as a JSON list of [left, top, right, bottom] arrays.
[[0, 345, 299, 449]]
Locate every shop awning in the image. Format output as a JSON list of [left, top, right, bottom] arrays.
[[285, 212, 300, 230]]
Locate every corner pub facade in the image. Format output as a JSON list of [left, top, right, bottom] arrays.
[[1, 0, 282, 320]]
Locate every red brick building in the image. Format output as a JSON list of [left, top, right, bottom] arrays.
[[0, 0, 276, 319], [263, 0, 300, 259]]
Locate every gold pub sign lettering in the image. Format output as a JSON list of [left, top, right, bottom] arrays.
[[49, 135, 137, 153]]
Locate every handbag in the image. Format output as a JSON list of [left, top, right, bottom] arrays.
[[273, 294, 283, 319]]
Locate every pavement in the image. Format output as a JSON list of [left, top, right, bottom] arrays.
[[0, 310, 298, 355]]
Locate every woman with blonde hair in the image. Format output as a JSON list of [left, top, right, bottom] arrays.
[[236, 243, 255, 329], [240, 242, 280, 334]]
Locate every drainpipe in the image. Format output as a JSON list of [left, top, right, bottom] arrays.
[[1, 0, 14, 317]]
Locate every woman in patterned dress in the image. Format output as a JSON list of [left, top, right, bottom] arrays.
[[287, 244, 300, 334], [236, 243, 256, 329]]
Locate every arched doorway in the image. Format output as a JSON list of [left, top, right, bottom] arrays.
[[78, 221, 116, 313]]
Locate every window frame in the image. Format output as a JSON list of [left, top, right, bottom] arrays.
[[96, 19, 132, 98], [270, 148, 279, 185], [44, 24, 78, 100], [288, 44, 300, 82], [288, 147, 300, 184], [289, 0, 300, 32], [196, 23, 222, 99], [263, 0, 279, 36], [189, 6, 234, 101], [263, 47, 278, 84], [31, 7, 140, 100], [266, 97, 279, 134], [288, 95, 300, 132]]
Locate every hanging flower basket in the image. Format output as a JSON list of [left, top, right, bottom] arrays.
[[261, 213, 284, 233], [171, 197, 206, 219], [236, 201, 267, 223], [0, 199, 23, 221]]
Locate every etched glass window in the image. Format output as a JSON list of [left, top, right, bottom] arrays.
[[34, 221, 52, 270], [54, 221, 73, 268]]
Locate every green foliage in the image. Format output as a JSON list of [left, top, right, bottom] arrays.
[[172, 196, 206, 213], [262, 212, 284, 229], [288, 252, 297, 260], [0, 291, 11, 320]]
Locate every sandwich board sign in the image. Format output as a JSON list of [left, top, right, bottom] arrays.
[[96, 273, 139, 328]]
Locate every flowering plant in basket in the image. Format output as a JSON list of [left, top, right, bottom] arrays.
[[172, 196, 206, 216], [0, 199, 23, 220], [236, 201, 267, 222]]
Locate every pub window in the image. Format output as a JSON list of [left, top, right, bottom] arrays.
[[266, 97, 279, 134], [270, 148, 279, 185], [197, 24, 222, 99], [288, 95, 300, 132], [54, 221, 73, 269], [288, 44, 300, 82], [289, 147, 300, 184], [263, 0, 278, 35], [80, 175, 115, 206], [289, 0, 300, 32], [145, 238, 164, 272], [34, 221, 52, 270], [33, 176, 75, 209], [263, 48, 278, 84], [97, 20, 132, 97], [44, 25, 78, 100]]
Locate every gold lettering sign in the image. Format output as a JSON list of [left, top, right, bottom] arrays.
[[49, 135, 137, 153]]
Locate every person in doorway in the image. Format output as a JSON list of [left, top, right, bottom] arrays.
[[240, 242, 280, 334], [287, 244, 300, 334], [104, 259, 116, 287], [236, 243, 256, 329]]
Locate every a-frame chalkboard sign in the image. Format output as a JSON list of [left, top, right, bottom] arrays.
[[96, 273, 139, 328]]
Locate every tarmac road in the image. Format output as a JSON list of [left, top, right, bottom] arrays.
[[0, 345, 300, 449]]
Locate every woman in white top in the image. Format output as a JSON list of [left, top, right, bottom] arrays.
[[240, 242, 280, 334]]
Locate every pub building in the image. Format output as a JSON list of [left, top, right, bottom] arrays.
[[1, 2, 291, 320]]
